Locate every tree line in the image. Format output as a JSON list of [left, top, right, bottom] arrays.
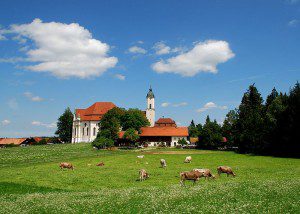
[[189, 82, 300, 157]]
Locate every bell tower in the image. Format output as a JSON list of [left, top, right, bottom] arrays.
[[146, 86, 155, 127]]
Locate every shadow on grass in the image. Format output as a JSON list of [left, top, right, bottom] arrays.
[[0, 182, 66, 195]]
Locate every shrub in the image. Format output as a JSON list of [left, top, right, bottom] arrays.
[[92, 137, 114, 149], [178, 138, 187, 145]]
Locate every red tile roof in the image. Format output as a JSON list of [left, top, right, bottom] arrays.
[[0, 138, 27, 145], [76, 102, 116, 121], [155, 118, 177, 127], [140, 127, 188, 137]]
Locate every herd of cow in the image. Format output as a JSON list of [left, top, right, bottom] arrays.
[[59, 155, 236, 186]]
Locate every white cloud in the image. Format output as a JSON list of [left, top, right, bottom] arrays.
[[114, 73, 125, 80], [31, 121, 56, 128], [161, 102, 187, 107], [197, 102, 228, 113], [1, 119, 11, 126], [288, 19, 299, 27], [24, 92, 44, 102], [128, 46, 147, 54], [137, 40, 144, 44], [153, 42, 171, 55], [173, 102, 188, 107], [5, 18, 117, 78], [152, 40, 234, 77], [161, 102, 170, 107]]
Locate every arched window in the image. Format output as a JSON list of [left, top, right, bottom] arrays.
[[82, 128, 84, 135], [93, 127, 96, 136], [149, 104, 152, 109], [87, 127, 89, 136], [74, 128, 76, 135]]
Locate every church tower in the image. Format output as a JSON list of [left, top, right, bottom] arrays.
[[146, 86, 155, 127]]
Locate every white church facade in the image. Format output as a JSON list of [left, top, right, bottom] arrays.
[[71, 87, 188, 146]]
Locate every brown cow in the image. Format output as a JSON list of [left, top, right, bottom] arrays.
[[139, 169, 149, 181], [96, 162, 105, 166], [217, 166, 236, 177], [59, 162, 74, 170], [180, 170, 204, 186], [193, 168, 215, 179]]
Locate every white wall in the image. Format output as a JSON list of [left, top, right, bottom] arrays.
[[72, 120, 100, 143]]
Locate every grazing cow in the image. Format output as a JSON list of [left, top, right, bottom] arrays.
[[139, 169, 149, 181], [96, 162, 104, 166], [59, 162, 74, 170], [160, 159, 167, 168], [184, 156, 192, 163], [137, 155, 144, 159], [217, 166, 236, 177], [180, 170, 204, 186], [193, 169, 215, 179]]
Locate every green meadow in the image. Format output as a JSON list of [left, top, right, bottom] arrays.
[[0, 143, 299, 213]]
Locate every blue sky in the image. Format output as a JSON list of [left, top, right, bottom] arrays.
[[0, 0, 299, 137]]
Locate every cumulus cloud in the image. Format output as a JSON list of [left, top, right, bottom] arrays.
[[288, 19, 299, 27], [31, 121, 56, 128], [128, 46, 147, 54], [114, 73, 126, 80], [24, 92, 44, 102], [1, 119, 11, 126], [161, 102, 170, 107], [153, 42, 171, 55], [152, 40, 234, 77], [153, 42, 185, 55], [4, 18, 117, 78], [197, 102, 227, 112]]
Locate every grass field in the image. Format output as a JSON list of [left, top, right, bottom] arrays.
[[0, 143, 299, 213]]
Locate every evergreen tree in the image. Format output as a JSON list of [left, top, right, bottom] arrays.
[[55, 107, 73, 143], [188, 120, 199, 137], [222, 109, 238, 147], [236, 84, 265, 154], [197, 115, 222, 149]]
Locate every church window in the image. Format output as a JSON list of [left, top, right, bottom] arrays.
[[93, 127, 96, 136], [149, 104, 152, 109], [74, 128, 76, 135], [85, 123, 87, 127], [83, 128, 84, 135], [87, 128, 89, 136]]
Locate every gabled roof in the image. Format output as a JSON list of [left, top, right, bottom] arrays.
[[76, 102, 116, 121], [140, 127, 188, 137], [0, 138, 27, 145]]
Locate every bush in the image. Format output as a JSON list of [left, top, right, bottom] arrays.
[[178, 138, 187, 145], [92, 136, 114, 149]]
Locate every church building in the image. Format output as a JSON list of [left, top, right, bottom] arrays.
[[72, 87, 188, 146]]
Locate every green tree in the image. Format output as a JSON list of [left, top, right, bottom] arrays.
[[92, 136, 114, 149], [222, 109, 238, 147], [123, 128, 140, 145], [235, 84, 265, 154], [121, 109, 150, 131], [197, 116, 223, 149], [188, 120, 199, 137], [55, 107, 73, 143], [100, 107, 126, 141]]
